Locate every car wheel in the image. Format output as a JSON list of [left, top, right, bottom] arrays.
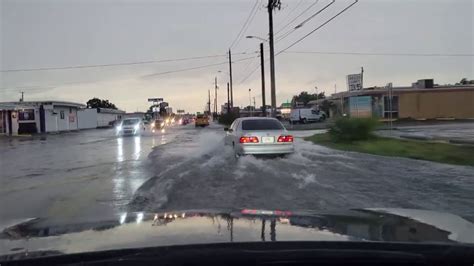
[[302, 118, 307, 124]]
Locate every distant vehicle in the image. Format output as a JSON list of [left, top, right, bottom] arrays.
[[151, 119, 165, 131], [195, 114, 209, 127], [225, 117, 294, 156], [289, 108, 326, 124], [180, 118, 189, 125], [116, 118, 144, 136]]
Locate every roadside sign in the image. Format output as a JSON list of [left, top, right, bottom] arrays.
[[347, 74, 363, 91], [177, 109, 185, 114], [148, 98, 163, 102]]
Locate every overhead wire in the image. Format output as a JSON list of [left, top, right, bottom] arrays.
[[273, 0, 319, 36], [275, 0, 334, 43], [282, 51, 474, 57], [1, 53, 252, 73], [228, 0, 260, 49], [276, 0, 359, 56], [274, 0, 305, 29]]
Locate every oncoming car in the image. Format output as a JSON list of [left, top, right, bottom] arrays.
[[116, 118, 144, 136], [225, 117, 294, 156]]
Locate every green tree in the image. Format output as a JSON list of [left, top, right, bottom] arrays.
[[292, 91, 325, 106], [86, 98, 118, 109]]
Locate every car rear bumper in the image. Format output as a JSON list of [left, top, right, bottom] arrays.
[[240, 143, 294, 155]]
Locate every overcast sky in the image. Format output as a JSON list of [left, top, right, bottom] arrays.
[[1, 0, 473, 112]]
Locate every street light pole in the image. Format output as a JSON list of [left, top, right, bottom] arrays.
[[214, 77, 218, 116], [260, 42, 266, 117], [249, 88, 252, 117]]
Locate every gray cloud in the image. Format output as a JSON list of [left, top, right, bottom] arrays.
[[1, 0, 472, 112]]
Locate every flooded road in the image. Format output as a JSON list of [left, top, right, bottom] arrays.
[[1, 123, 474, 226]]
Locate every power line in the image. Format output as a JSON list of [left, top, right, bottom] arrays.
[[2, 56, 257, 91], [141, 56, 257, 79], [282, 51, 474, 57], [275, 0, 334, 43], [1, 53, 251, 73], [238, 56, 270, 85], [274, 0, 319, 37], [229, 0, 260, 49], [274, 0, 305, 29], [276, 0, 359, 56]]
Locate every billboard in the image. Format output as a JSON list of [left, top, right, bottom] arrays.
[[347, 74, 363, 91], [349, 96, 372, 118]]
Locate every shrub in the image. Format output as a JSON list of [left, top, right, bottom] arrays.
[[218, 113, 239, 126], [329, 117, 378, 142]]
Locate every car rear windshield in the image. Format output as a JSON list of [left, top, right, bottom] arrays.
[[122, 119, 139, 125], [242, 119, 284, 130]]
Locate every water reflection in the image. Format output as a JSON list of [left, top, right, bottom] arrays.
[[134, 136, 141, 160], [116, 137, 123, 162], [4, 210, 458, 244]]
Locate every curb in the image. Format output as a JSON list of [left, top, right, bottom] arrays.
[[449, 139, 474, 145], [399, 134, 433, 141]]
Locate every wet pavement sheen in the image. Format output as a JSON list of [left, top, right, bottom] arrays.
[[1, 123, 474, 225]]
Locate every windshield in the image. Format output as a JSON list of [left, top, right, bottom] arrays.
[[1, 0, 473, 260], [122, 119, 140, 125], [242, 119, 284, 130]]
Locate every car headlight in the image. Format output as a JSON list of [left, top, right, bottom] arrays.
[[161, 122, 165, 127], [151, 122, 155, 127], [116, 125, 122, 131], [134, 124, 139, 130]]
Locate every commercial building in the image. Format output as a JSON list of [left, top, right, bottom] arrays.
[[311, 79, 474, 120], [0, 101, 86, 135]]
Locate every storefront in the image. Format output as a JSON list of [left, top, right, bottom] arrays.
[[0, 101, 85, 135]]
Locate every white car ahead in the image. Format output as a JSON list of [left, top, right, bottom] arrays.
[[225, 117, 294, 156], [116, 118, 145, 136]]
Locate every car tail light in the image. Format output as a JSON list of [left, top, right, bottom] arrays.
[[277, 135, 293, 142], [239, 136, 259, 143]]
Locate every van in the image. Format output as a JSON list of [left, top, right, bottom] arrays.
[[290, 108, 326, 124]]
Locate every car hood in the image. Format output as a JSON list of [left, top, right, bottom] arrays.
[[1, 208, 474, 260]]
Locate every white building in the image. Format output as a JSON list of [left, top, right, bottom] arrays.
[[0, 101, 85, 135], [77, 108, 125, 129]]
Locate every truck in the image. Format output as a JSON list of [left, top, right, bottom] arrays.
[[289, 108, 326, 124]]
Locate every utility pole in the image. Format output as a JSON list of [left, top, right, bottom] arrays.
[[20, 91, 24, 102], [228, 49, 234, 109], [227, 82, 230, 114], [208, 89, 211, 114], [214, 76, 218, 115], [267, 0, 280, 117], [361, 66, 364, 90], [260, 42, 266, 117]]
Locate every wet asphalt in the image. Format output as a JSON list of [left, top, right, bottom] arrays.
[[1, 123, 473, 226]]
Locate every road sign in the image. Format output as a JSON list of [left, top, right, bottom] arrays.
[[347, 74, 363, 91], [177, 109, 185, 114], [148, 98, 163, 102]]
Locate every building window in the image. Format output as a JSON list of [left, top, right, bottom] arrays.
[[18, 109, 35, 121], [69, 107, 73, 113], [60, 110, 65, 119], [383, 96, 399, 119]]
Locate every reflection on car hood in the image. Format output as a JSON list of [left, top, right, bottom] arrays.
[[1, 208, 474, 260]]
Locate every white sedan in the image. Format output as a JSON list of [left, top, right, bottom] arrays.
[[224, 117, 294, 156]]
